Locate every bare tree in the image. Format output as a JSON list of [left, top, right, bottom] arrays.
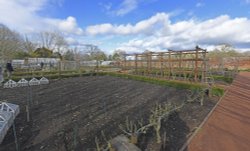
[[37, 31, 68, 54], [112, 49, 126, 61], [72, 46, 85, 61], [86, 44, 107, 61], [0, 24, 24, 61], [23, 35, 37, 53], [208, 44, 240, 58], [54, 32, 68, 54], [38, 31, 56, 50]]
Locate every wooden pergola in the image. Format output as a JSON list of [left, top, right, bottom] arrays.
[[122, 46, 208, 82]]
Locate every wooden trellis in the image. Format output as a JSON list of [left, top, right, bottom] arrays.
[[122, 46, 208, 82]]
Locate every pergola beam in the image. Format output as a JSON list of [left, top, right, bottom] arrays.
[[122, 47, 208, 83]]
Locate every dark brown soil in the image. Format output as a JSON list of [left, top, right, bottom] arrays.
[[0, 76, 217, 151]]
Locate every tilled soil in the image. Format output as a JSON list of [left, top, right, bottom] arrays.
[[0, 76, 217, 151]]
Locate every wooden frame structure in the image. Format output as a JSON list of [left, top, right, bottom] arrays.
[[122, 47, 208, 82]]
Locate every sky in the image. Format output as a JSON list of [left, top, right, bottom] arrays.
[[0, 0, 250, 54]]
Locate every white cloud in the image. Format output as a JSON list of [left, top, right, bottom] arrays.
[[0, 0, 83, 35], [86, 13, 170, 35], [99, 2, 113, 11], [102, 0, 159, 17], [46, 16, 83, 35], [90, 13, 250, 52], [1, 1, 249, 53], [51, 0, 64, 7], [0, 0, 43, 32], [196, 2, 205, 8], [114, 0, 138, 16], [65, 37, 79, 45], [58, 17, 83, 34]]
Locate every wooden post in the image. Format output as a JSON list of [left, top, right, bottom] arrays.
[[96, 60, 99, 73], [179, 52, 182, 79], [124, 55, 127, 70], [140, 55, 144, 75], [160, 53, 163, 77], [194, 49, 198, 82], [149, 52, 152, 76], [146, 53, 149, 75], [202, 50, 207, 83], [127, 58, 130, 70], [183, 53, 187, 81], [26, 105, 30, 122], [143, 54, 146, 75], [13, 122, 19, 151], [77, 61, 82, 77], [143, 55, 146, 75], [135, 54, 138, 74], [73, 124, 78, 150], [168, 51, 171, 79], [58, 61, 61, 78]]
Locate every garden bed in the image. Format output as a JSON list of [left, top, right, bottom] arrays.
[[0, 76, 218, 151]]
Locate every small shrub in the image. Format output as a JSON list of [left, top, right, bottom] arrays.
[[212, 75, 233, 84], [211, 87, 224, 96]]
